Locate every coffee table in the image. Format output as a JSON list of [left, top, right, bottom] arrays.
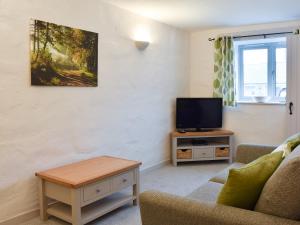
[[36, 156, 141, 225]]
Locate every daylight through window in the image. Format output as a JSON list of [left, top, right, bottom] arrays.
[[235, 37, 287, 103]]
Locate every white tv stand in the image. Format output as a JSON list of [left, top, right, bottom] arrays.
[[171, 130, 234, 166]]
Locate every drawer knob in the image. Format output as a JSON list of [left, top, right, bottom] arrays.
[[96, 189, 101, 193], [122, 179, 127, 183]]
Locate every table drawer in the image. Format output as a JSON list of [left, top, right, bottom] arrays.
[[112, 171, 134, 191], [83, 180, 111, 202], [193, 148, 214, 159]]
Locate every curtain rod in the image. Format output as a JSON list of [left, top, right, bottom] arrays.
[[208, 31, 294, 41]]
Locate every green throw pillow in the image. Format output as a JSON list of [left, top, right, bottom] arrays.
[[217, 151, 283, 210], [273, 132, 300, 157]]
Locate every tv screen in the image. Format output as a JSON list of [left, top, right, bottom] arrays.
[[176, 98, 223, 130]]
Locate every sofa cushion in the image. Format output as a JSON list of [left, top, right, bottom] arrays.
[[272, 132, 300, 157], [217, 151, 283, 210], [187, 181, 223, 202], [255, 145, 300, 220], [209, 162, 245, 184]]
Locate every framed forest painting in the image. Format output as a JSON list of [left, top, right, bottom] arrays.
[[30, 19, 98, 86]]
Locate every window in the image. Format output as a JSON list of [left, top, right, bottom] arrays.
[[236, 38, 287, 103]]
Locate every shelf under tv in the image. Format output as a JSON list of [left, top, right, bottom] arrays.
[[171, 129, 234, 166], [177, 144, 230, 149]]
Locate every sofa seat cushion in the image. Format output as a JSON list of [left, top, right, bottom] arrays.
[[255, 145, 300, 220], [187, 181, 223, 202], [209, 162, 245, 184]]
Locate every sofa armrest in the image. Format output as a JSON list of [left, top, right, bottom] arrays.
[[235, 144, 278, 164], [139, 191, 299, 225]]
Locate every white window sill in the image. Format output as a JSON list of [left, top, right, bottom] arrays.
[[237, 101, 286, 105]]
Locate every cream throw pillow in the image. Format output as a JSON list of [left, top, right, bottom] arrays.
[[255, 145, 300, 220]]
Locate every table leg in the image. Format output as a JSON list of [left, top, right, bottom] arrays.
[[71, 189, 81, 225], [133, 168, 140, 205], [38, 178, 48, 221], [229, 135, 234, 164]]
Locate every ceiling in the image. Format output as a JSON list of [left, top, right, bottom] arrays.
[[102, 0, 300, 30]]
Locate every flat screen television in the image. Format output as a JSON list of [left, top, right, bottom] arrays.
[[176, 98, 223, 130]]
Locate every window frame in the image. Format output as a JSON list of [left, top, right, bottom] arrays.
[[238, 41, 286, 102]]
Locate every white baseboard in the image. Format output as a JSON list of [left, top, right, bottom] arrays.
[[0, 159, 171, 225], [141, 159, 171, 174], [0, 209, 39, 225]]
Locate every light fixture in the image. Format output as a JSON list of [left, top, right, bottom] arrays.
[[133, 25, 150, 50], [135, 41, 149, 50]]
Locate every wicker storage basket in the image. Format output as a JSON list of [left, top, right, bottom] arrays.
[[215, 147, 229, 157], [177, 149, 192, 159]]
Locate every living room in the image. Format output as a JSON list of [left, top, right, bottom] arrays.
[[1, 0, 300, 225]]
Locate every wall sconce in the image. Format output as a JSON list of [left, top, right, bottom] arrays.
[[133, 25, 150, 50], [135, 41, 149, 50]]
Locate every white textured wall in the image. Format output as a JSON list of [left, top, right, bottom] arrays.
[[189, 21, 300, 148], [0, 0, 189, 221]]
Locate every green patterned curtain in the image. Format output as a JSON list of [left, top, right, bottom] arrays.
[[213, 36, 236, 106]]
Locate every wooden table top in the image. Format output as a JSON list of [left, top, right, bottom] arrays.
[[172, 129, 234, 137], [36, 156, 142, 188]]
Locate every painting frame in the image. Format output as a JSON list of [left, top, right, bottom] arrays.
[[30, 19, 98, 87]]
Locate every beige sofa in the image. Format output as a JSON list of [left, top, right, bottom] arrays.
[[139, 144, 300, 225]]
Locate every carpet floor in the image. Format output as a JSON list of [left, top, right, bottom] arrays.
[[19, 161, 228, 225]]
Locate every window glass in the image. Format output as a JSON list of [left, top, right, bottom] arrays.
[[236, 37, 287, 102], [276, 48, 287, 98], [243, 49, 268, 97]]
